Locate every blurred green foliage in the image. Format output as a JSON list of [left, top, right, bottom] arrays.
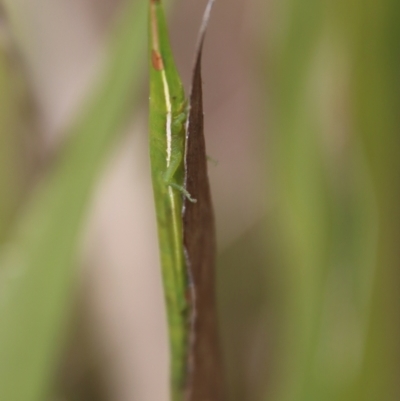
[[218, 0, 400, 400], [0, 1, 147, 400], [264, 0, 400, 400]]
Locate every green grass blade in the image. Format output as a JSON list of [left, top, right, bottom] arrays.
[[350, 0, 400, 398], [148, 1, 188, 400], [0, 17, 31, 242], [268, 2, 332, 399], [0, 2, 147, 400]]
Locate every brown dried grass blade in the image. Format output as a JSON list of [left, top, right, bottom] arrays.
[[183, 1, 225, 400]]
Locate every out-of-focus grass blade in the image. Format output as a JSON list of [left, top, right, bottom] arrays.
[[183, 2, 225, 400], [0, 1, 147, 400], [0, 57, 22, 239], [267, 0, 385, 400], [268, 1, 333, 399], [350, 0, 400, 399], [0, 7, 33, 242]]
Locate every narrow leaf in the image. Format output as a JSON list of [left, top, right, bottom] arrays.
[[0, 5, 36, 242], [183, 1, 225, 400], [148, 1, 188, 400]]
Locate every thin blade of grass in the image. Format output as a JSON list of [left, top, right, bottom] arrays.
[[148, 0, 189, 399], [0, 6, 35, 242], [183, 2, 225, 400]]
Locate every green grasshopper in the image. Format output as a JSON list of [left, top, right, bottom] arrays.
[[148, 0, 194, 399]]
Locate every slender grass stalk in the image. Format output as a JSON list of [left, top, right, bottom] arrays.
[[148, 1, 189, 400], [0, 18, 30, 242]]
